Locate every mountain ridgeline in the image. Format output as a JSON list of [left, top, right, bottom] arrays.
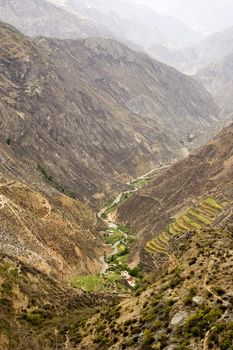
[[0, 22, 219, 209], [0, 9, 233, 350]]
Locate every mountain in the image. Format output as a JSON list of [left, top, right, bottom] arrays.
[[0, 0, 112, 39], [117, 123, 233, 269], [49, 0, 201, 48], [169, 0, 233, 35], [1, 123, 232, 349], [0, 253, 120, 349], [0, 168, 105, 278], [0, 22, 219, 209], [78, 226, 233, 350], [0, 22, 232, 350], [148, 25, 233, 75], [140, 0, 233, 35], [196, 52, 233, 117], [0, 0, 202, 50]]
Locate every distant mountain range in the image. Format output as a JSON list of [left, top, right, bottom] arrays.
[[133, 0, 233, 35], [149, 25, 233, 75], [0, 0, 202, 50]]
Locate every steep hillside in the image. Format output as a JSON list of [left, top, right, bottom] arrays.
[[0, 126, 232, 350], [196, 52, 233, 117], [37, 36, 219, 149], [0, 253, 120, 350], [117, 123, 233, 267], [0, 0, 112, 39], [0, 23, 219, 208], [0, 167, 105, 277], [1, 226, 232, 349], [78, 227, 233, 350]]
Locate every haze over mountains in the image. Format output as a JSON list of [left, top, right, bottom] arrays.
[[149, 25, 233, 75], [0, 1, 233, 349], [130, 0, 233, 35]]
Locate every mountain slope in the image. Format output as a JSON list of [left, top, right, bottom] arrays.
[[0, 23, 219, 208], [40, 36, 219, 147], [196, 52, 233, 117], [117, 123, 233, 267], [149, 26, 233, 75], [78, 226, 233, 350], [0, 122, 232, 350], [0, 253, 120, 350], [0, 166, 105, 277], [48, 0, 201, 48], [0, 0, 112, 39]]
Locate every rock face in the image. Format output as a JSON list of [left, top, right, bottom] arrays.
[[0, 22, 219, 208], [171, 311, 188, 326]]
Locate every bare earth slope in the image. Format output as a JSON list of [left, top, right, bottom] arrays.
[[0, 167, 105, 278], [196, 52, 233, 117], [0, 23, 219, 208], [117, 123, 233, 266]]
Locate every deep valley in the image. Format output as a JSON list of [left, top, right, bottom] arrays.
[[0, 2, 233, 349]]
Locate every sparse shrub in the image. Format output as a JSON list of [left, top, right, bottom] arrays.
[[184, 287, 198, 306], [143, 329, 154, 345], [181, 306, 223, 339], [214, 287, 226, 296], [23, 312, 43, 326]]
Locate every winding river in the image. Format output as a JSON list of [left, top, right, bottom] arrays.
[[98, 165, 169, 275]]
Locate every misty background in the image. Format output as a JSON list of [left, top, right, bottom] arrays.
[[1, 0, 233, 79], [50, 0, 233, 36]]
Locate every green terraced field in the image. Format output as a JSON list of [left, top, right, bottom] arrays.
[[71, 276, 107, 292], [145, 197, 226, 256]]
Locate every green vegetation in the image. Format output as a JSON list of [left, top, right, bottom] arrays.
[[208, 322, 233, 350], [105, 230, 124, 245], [183, 286, 198, 306], [180, 305, 223, 339], [37, 163, 76, 199], [131, 176, 150, 189], [105, 272, 121, 283], [145, 197, 226, 256], [23, 312, 43, 326], [71, 276, 106, 292]]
